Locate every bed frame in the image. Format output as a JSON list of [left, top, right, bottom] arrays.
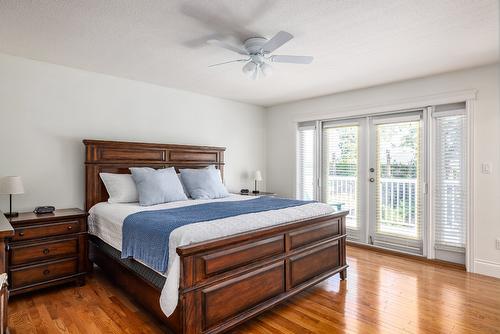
[[84, 139, 348, 334]]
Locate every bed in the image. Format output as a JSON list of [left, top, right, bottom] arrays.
[[84, 139, 348, 334]]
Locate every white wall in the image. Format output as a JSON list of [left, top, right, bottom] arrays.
[[266, 64, 500, 277], [0, 53, 266, 212]]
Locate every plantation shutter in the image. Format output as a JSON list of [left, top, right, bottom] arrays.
[[297, 123, 316, 200], [433, 106, 467, 250]]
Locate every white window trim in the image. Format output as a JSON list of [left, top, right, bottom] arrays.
[[466, 98, 475, 273], [314, 120, 322, 201], [427, 106, 436, 260], [292, 89, 477, 123]]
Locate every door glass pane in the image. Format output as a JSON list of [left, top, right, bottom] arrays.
[[375, 121, 421, 239], [322, 125, 359, 229]]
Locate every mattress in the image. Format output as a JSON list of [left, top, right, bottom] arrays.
[[90, 236, 166, 290], [88, 194, 335, 317], [88, 195, 256, 252]]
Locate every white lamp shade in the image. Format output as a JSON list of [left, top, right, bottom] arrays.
[[254, 171, 263, 182], [0, 176, 25, 195]]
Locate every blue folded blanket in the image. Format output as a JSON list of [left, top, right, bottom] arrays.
[[122, 196, 313, 272]]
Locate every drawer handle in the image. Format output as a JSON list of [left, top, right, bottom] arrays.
[[67, 226, 73, 230], [43, 248, 50, 255], [18, 231, 25, 237], [43, 269, 50, 276]]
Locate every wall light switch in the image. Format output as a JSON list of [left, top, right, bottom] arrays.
[[481, 163, 491, 174], [496, 238, 500, 250]]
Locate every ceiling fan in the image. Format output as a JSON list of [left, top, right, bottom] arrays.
[[207, 31, 313, 80]]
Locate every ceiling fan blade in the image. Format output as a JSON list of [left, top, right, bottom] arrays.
[[207, 39, 249, 55], [208, 59, 248, 67], [261, 31, 293, 53], [271, 55, 314, 64]]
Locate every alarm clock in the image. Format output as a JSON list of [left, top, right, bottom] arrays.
[[33, 206, 56, 214]]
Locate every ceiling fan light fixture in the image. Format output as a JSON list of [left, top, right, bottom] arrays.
[[260, 62, 273, 77], [250, 65, 260, 80], [242, 61, 256, 77], [208, 31, 312, 80]]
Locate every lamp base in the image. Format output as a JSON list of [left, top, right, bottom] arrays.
[[4, 212, 19, 219]]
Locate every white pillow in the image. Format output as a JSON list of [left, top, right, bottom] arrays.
[[99, 173, 139, 203]]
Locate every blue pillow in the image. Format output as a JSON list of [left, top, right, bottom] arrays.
[[179, 168, 229, 199], [129, 167, 188, 206]]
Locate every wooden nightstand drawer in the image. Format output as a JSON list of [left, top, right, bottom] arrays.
[[6, 208, 87, 295], [10, 238, 78, 266], [12, 220, 80, 241], [10, 257, 78, 289]]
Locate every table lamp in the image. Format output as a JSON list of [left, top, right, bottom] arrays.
[[253, 170, 263, 194], [0, 176, 25, 218]]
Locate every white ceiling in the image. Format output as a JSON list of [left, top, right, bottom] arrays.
[[0, 0, 498, 106]]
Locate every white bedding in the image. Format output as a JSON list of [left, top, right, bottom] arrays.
[[88, 194, 334, 316]]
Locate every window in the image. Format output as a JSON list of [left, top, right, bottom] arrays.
[[296, 123, 316, 200], [433, 108, 467, 251]]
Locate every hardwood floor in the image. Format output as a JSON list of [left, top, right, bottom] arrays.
[[8, 246, 500, 333]]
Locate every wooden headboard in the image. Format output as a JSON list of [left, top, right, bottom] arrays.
[[83, 139, 226, 211]]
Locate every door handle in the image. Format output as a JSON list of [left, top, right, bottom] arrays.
[[369, 178, 375, 182]]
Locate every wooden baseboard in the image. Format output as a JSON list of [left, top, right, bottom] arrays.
[[347, 241, 466, 271]]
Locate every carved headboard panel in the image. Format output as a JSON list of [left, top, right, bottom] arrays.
[[83, 140, 225, 211]]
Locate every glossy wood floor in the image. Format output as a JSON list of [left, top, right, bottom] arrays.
[[9, 246, 500, 334]]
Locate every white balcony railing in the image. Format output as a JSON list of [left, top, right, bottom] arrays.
[[378, 177, 417, 228], [325, 175, 357, 228], [325, 176, 418, 232]]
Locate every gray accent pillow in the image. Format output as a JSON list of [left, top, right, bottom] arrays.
[[179, 168, 229, 199], [129, 167, 188, 206]]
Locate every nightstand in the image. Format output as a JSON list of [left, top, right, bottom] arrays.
[[6, 208, 88, 296], [239, 192, 277, 197]]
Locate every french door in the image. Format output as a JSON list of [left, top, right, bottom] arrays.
[[321, 119, 366, 242], [321, 111, 424, 254], [368, 113, 424, 254]]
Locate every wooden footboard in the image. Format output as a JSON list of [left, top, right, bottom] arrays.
[[176, 211, 348, 334], [90, 211, 347, 334]]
